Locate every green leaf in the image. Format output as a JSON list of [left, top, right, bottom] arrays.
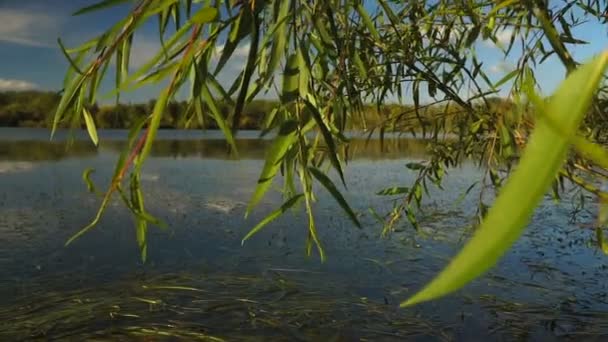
[[232, 11, 260, 131], [304, 98, 346, 187], [406, 162, 425, 170], [82, 168, 97, 193], [281, 53, 300, 103], [309, 167, 361, 228], [246, 120, 299, 216], [200, 83, 238, 153], [494, 69, 519, 89], [213, 9, 252, 76], [488, 0, 520, 16], [376, 187, 410, 196], [129, 171, 148, 262], [111, 23, 192, 95], [82, 107, 99, 146], [596, 227, 608, 255], [112, 115, 148, 180], [356, 4, 380, 40], [51, 74, 86, 139], [260, 0, 290, 81], [57, 38, 84, 75], [137, 87, 171, 172], [402, 52, 608, 307], [242, 194, 304, 244], [73, 0, 132, 16], [190, 7, 218, 24]]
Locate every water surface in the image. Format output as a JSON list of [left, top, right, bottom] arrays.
[[1, 127, 606, 341]]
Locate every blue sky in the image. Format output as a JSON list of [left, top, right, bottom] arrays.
[[0, 0, 607, 104]]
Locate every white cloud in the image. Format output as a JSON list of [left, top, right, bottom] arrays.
[[489, 61, 515, 74], [484, 28, 515, 48], [214, 43, 251, 58], [496, 29, 514, 45], [0, 9, 59, 47], [127, 38, 252, 70], [0, 78, 38, 91]]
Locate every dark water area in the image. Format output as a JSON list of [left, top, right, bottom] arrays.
[[1, 127, 607, 341]]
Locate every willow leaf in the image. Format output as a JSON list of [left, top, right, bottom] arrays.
[[356, 4, 379, 40], [262, 0, 290, 81], [130, 171, 148, 262], [57, 38, 84, 75], [190, 7, 218, 24], [242, 194, 304, 245], [73, 0, 132, 16], [494, 69, 518, 89], [402, 52, 608, 307], [137, 88, 170, 172], [232, 12, 259, 131], [376, 187, 410, 196], [309, 167, 361, 228], [281, 53, 299, 103], [82, 168, 97, 193], [246, 120, 299, 216], [52, 74, 86, 139], [200, 83, 238, 153], [304, 98, 346, 187], [65, 190, 113, 246], [214, 9, 252, 76], [82, 108, 99, 146]]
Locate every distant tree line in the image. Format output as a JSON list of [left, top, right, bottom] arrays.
[[0, 90, 518, 132]]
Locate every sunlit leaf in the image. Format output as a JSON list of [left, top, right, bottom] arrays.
[[190, 7, 218, 24], [82, 107, 99, 146], [246, 120, 299, 216], [402, 53, 608, 307], [376, 187, 410, 196]]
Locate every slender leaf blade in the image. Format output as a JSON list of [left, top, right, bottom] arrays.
[[242, 194, 303, 244], [402, 53, 608, 307], [309, 167, 361, 228]]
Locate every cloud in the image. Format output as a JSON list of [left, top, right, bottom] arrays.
[[484, 28, 515, 47], [489, 61, 514, 74], [127, 37, 251, 70], [496, 29, 514, 45], [0, 9, 59, 47], [214, 42, 251, 58], [0, 78, 38, 91]]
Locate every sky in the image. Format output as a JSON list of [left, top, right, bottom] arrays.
[[0, 0, 607, 104]]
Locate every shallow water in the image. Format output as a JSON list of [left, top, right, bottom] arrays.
[[1, 127, 607, 341]]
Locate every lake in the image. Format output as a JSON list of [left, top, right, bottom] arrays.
[[1, 127, 607, 341]]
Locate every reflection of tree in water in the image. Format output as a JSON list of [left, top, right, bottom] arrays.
[[0, 141, 98, 161], [111, 138, 432, 160], [0, 137, 432, 161]]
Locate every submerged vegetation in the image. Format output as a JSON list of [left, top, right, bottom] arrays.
[[47, 0, 608, 307]]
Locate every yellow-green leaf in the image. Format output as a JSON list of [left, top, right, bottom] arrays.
[[281, 53, 299, 103], [190, 7, 218, 24], [246, 120, 299, 216], [82, 107, 99, 146], [402, 52, 608, 307]]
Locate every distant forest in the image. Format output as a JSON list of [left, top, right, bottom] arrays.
[[0, 90, 516, 131]]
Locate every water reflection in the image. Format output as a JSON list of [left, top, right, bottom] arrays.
[[0, 136, 431, 161]]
